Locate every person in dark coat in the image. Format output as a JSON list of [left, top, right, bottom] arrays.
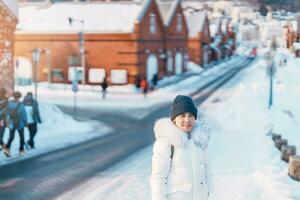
[[23, 92, 42, 149], [3, 91, 28, 157], [0, 88, 8, 150], [135, 76, 141, 93], [101, 78, 108, 99], [151, 74, 158, 90]]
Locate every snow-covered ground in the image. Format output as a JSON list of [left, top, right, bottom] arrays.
[[55, 48, 300, 200], [16, 56, 244, 119], [0, 56, 243, 163], [0, 102, 112, 164]]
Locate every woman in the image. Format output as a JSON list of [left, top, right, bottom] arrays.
[[23, 92, 42, 149], [151, 95, 213, 200], [3, 91, 28, 157]]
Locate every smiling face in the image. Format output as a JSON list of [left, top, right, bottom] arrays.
[[173, 112, 196, 133]]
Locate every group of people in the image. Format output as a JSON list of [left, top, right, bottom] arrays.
[[0, 88, 41, 157], [135, 74, 158, 97]]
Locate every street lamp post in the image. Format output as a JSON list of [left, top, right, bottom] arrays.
[[266, 51, 276, 109], [15, 59, 19, 89], [68, 17, 86, 84], [32, 48, 41, 100], [44, 48, 52, 88]]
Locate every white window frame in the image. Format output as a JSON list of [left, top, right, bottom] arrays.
[[110, 69, 128, 84], [176, 14, 183, 33], [89, 68, 106, 83], [68, 66, 83, 81], [149, 13, 156, 34]]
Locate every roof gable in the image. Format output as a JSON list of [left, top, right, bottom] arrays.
[[157, 0, 180, 27], [184, 10, 208, 37], [136, 0, 153, 22], [1, 0, 18, 18]]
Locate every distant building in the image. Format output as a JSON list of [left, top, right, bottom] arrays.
[[157, 0, 188, 76], [15, 0, 189, 85], [184, 10, 212, 67], [290, 17, 300, 57], [0, 1, 18, 94]]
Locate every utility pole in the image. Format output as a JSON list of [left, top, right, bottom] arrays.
[[68, 17, 86, 84], [32, 48, 41, 100], [45, 48, 52, 88]]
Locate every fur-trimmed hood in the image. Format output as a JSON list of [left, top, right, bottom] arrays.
[[154, 118, 210, 149]]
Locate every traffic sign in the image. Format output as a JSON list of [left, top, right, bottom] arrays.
[[72, 79, 79, 93], [267, 65, 276, 76]]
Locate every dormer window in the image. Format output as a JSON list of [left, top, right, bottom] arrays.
[[149, 13, 156, 34], [176, 14, 183, 33]]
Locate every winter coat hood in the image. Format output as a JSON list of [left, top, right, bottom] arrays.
[[154, 118, 210, 149]]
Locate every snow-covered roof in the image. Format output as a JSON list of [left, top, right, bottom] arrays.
[[157, 0, 180, 27], [293, 42, 300, 50], [210, 24, 217, 37], [209, 17, 221, 37], [136, 0, 152, 22], [297, 18, 300, 34], [221, 17, 230, 34], [291, 20, 298, 32], [16, 2, 147, 34], [1, 0, 18, 18], [182, 1, 204, 11], [184, 10, 206, 37]]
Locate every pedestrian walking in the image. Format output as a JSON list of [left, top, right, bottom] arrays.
[[135, 76, 141, 93], [0, 88, 8, 150], [101, 78, 108, 99], [151, 74, 158, 90], [3, 91, 28, 157], [284, 58, 287, 66], [140, 78, 148, 98], [23, 92, 42, 149], [151, 95, 213, 200]]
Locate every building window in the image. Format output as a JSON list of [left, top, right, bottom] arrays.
[[176, 14, 183, 33], [149, 13, 156, 34], [68, 67, 83, 81], [110, 69, 128, 84], [51, 69, 64, 81], [89, 68, 106, 83]]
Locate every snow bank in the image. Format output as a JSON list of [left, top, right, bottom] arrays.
[[0, 102, 112, 164]]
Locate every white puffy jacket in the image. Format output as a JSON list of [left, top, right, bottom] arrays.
[[151, 118, 213, 200]]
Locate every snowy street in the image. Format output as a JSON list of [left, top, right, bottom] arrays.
[[0, 56, 254, 200], [1, 1, 300, 199], [56, 49, 300, 200]]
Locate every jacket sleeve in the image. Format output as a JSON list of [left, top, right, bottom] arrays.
[[150, 138, 172, 200], [19, 104, 28, 125], [34, 101, 42, 123], [204, 148, 214, 194]]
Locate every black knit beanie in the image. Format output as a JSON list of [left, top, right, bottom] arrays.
[[170, 95, 197, 120]]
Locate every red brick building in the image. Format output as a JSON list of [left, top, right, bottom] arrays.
[[185, 10, 212, 67], [286, 17, 300, 57], [15, 1, 164, 85], [0, 1, 18, 94], [157, 0, 188, 76], [209, 16, 235, 63], [220, 16, 235, 59], [15, 0, 190, 85]]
